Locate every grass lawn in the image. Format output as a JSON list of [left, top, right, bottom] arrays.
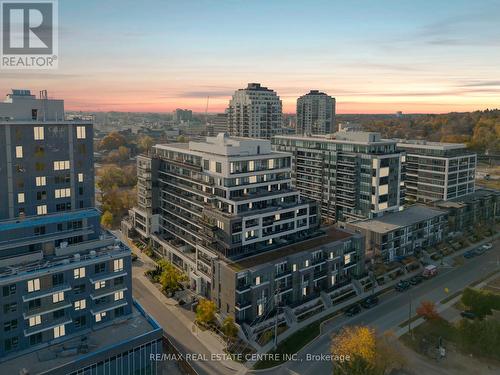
[[401, 318, 458, 355], [253, 320, 321, 369]]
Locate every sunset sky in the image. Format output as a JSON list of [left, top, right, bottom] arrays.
[[1, 0, 500, 114]]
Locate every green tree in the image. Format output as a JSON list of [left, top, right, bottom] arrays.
[[196, 298, 216, 325], [221, 316, 238, 339], [461, 288, 500, 318], [101, 211, 113, 229], [159, 262, 186, 294]]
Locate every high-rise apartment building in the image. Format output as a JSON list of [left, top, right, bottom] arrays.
[[124, 133, 367, 325], [272, 132, 404, 222], [206, 112, 228, 136], [296, 90, 336, 135], [397, 140, 476, 203], [0, 90, 162, 374], [227, 83, 282, 139], [173, 108, 193, 123]]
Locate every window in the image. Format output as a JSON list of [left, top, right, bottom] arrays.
[[216, 162, 222, 173], [113, 258, 123, 272], [74, 299, 86, 310], [34, 126, 44, 140], [36, 176, 46, 186], [52, 273, 63, 286], [29, 315, 41, 327], [53, 324, 65, 338], [74, 267, 85, 279], [37, 205, 47, 215], [4, 337, 18, 351], [255, 276, 261, 286], [27, 278, 40, 293], [76, 126, 86, 139], [52, 291, 64, 303], [305, 260, 310, 267], [2, 284, 16, 297], [55, 188, 71, 198], [95, 263, 105, 273], [292, 264, 297, 272], [95, 311, 107, 322], [302, 287, 307, 296], [3, 303, 17, 313], [344, 254, 351, 265], [114, 291, 124, 301], [53, 160, 70, 171], [74, 316, 86, 328], [28, 299, 40, 311], [78, 173, 84, 182], [30, 333, 42, 346], [17, 193, 25, 204], [53, 309, 65, 319], [4, 319, 18, 332], [15, 146, 23, 158], [331, 275, 336, 286], [94, 281, 106, 290]]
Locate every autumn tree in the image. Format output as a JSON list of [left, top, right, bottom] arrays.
[[101, 211, 113, 229], [159, 261, 187, 295], [416, 300, 440, 320], [138, 135, 154, 153], [331, 326, 405, 375], [99, 132, 127, 150], [221, 316, 238, 340], [196, 298, 216, 325]]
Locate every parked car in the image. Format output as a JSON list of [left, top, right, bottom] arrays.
[[460, 311, 476, 320], [345, 304, 361, 317], [409, 275, 423, 285], [482, 243, 493, 250], [361, 296, 379, 309], [395, 280, 411, 292], [474, 247, 486, 256], [463, 250, 475, 259]]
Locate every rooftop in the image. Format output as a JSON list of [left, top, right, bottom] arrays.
[[274, 131, 396, 146], [0, 302, 162, 375], [349, 205, 446, 233], [227, 226, 353, 271], [435, 188, 500, 208], [397, 140, 467, 151]]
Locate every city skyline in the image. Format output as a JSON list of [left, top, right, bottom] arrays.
[[1, 0, 500, 114]]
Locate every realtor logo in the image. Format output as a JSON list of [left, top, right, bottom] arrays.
[[1, 0, 58, 69]]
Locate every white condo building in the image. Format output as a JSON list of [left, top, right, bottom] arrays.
[[227, 83, 282, 139]]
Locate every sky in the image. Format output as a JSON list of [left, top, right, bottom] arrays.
[[1, 0, 500, 114]]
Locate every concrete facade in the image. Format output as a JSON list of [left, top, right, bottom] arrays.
[[296, 90, 336, 135]]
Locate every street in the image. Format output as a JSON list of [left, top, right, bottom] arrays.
[[251, 241, 500, 375]]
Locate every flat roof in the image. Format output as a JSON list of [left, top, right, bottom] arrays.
[[436, 188, 500, 207], [227, 226, 353, 271], [0, 304, 161, 375], [350, 205, 446, 233], [397, 141, 466, 151], [274, 133, 396, 146]]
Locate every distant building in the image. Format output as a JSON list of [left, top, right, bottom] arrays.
[[345, 205, 448, 262], [296, 90, 336, 135], [338, 122, 362, 132], [0, 90, 162, 373], [433, 188, 500, 234], [397, 140, 476, 203], [227, 83, 282, 139], [207, 112, 228, 136], [173, 108, 193, 123], [272, 132, 404, 222]]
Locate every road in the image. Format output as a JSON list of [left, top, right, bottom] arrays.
[[252, 241, 500, 375]]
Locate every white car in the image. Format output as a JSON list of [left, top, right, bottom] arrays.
[[482, 243, 493, 250]]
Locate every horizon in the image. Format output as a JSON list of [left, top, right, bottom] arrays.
[[1, 0, 500, 114]]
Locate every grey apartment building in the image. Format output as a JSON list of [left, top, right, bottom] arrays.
[[0, 90, 162, 374], [227, 83, 282, 139], [124, 133, 367, 324], [345, 205, 447, 262], [296, 90, 336, 135], [272, 132, 404, 222], [397, 140, 476, 203]]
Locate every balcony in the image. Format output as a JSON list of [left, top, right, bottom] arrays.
[[90, 285, 128, 300], [23, 284, 72, 303], [23, 300, 72, 319], [91, 300, 128, 316], [24, 316, 72, 337]]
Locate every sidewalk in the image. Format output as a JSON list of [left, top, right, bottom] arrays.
[[128, 241, 246, 373]]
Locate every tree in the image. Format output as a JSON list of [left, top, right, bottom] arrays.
[[117, 146, 130, 161], [221, 316, 238, 339], [101, 211, 113, 229], [331, 326, 405, 375], [461, 288, 500, 318], [196, 298, 216, 325], [159, 262, 186, 294], [138, 135, 154, 153], [416, 300, 440, 320], [176, 135, 188, 143], [99, 132, 127, 150]]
